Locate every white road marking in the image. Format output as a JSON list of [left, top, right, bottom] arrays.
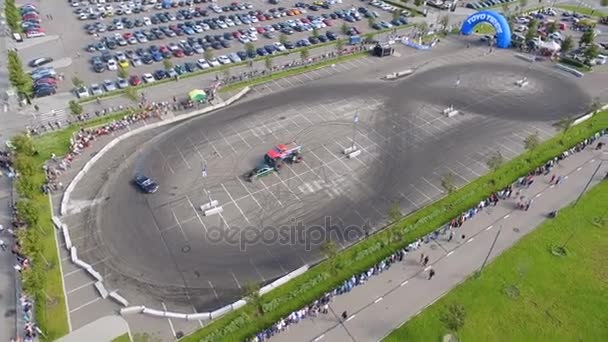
[[313, 334, 325, 342], [236, 177, 262, 209], [161, 302, 178, 338], [69, 297, 101, 313], [250, 259, 266, 282], [374, 297, 383, 303], [173, 142, 192, 169], [400, 280, 409, 287], [503, 214, 510, 219], [446, 251, 454, 257], [67, 280, 95, 294], [208, 280, 221, 302], [346, 314, 356, 322], [171, 209, 188, 240], [218, 130, 238, 154], [200, 129, 223, 158], [155, 148, 176, 174], [550, 184, 555, 188], [466, 238, 474, 243], [410, 183, 432, 201], [535, 193, 542, 198], [486, 225, 493, 231], [230, 271, 242, 289], [421, 177, 444, 193], [186, 195, 207, 232], [577, 167, 583, 171], [221, 183, 250, 224], [424, 266, 431, 271], [258, 178, 283, 207]]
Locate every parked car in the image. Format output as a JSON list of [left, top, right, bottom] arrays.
[[28, 57, 53, 68]]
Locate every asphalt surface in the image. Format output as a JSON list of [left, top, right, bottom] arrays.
[[270, 135, 608, 342], [63, 40, 591, 316]]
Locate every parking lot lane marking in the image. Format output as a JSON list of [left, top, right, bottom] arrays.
[[218, 129, 238, 154], [486, 225, 493, 231], [456, 160, 481, 177], [67, 279, 95, 295], [313, 334, 325, 342], [259, 178, 284, 207], [63, 268, 84, 278], [271, 79, 283, 90], [466, 238, 474, 243], [282, 76, 295, 87], [248, 126, 265, 142], [421, 177, 444, 194], [200, 129, 223, 158], [400, 280, 409, 287], [236, 177, 262, 209], [186, 195, 207, 232], [497, 142, 518, 157], [266, 248, 288, 274], [399, 192, 420, 209], [257, 118, 280, 140], [221, 183, 250, 224], [301, 72, 314, 81], [186, 136, 205, 161], [173, 142, 192, 169], [465, 155, 489, 171], [69, 297, 101, 314], [322, 144, 353, 172], [447, 251, 454, 257], [230, 271, 242, 290], [218, 212, 231, 229], [346, 314, 356, 322], [296, 113, 314, 125], [445, 166, 469, 183], [161, 302, 178, 338], [155, 148, 176, 174], [410, 184, 432, 201], [171, 209, 189, 241], [286, 116, 302, 129], [229, 124, 252, 149], [208, 280, 222, 303], [249, 259, 266, 282]]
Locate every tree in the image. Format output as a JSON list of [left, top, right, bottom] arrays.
[[7, 51, 32, 96], [417, 22, 429, 36], [4, 0, 21, 32], [555, 117, 574, 135], [335, 39, 345, 54], [341, 23, 349, 35], [524, 132, 540, 152], [440, 303, 466, 333], [203, 49, 214, 61], [13, 155, 36, 178], [368, 17, 376, 28], [388, 202, 402, 223], [312, 27, 319, 38], [69, 100, 83, 116], [602, 0, 608, 6], [518, 0, 528, 10], [560, 35, 574, 54], [71, 76, 84, 88], [16, 200, 39, 227], [243, 281, 264, 316], [545, 22, 557, 35], [414, 0, 424, 6], [486, 151, 504, 172], [117, 67, 128, 79], [525, 19, 538, 42], [438, 15, 449, 32], [11, 134, 37, 157], [124, 87, 139, 102], [163, 58, 173, 70], [501, 3, 510, 15], [579, 30, 594, 47], [264, 55, 273, 72], [583, 43, 599, 64], [279, 33, 288, 45], [300, 47, 309, 61], [244, 42, 256, 56], [441, 172, 457, 194], [321, 240, 340, 274], [392, 10, 401, 21]]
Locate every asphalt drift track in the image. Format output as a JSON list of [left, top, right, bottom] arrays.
[[80, 61, 589, 312]]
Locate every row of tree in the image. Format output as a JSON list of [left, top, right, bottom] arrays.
[[8, 50, 33, 98]]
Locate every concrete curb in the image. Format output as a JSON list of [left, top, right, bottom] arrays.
[[555, 63, 585, 78]]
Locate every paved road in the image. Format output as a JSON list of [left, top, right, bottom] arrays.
[[0, 175, 16, 342], [268, 135, 608, 342]]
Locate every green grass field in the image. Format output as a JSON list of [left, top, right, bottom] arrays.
[[556, 5, 607, 18], [474, 23, 495, 35], [384, 181, 608, 341], [112, 334, 131, 342]]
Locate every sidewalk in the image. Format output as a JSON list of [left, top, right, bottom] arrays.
[[267, 136, 608, 342], [0, 175, 17, 342]]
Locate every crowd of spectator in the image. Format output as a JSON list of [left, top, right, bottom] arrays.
[[248, 128, 607, 342]]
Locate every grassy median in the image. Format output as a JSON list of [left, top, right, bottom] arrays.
[[180, 109, 607, 342], [384, 180, 608, 341]]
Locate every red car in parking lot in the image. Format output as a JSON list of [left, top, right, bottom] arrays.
[[173, 49, 185, 57], [129, 75, 142, 86], [256, 27, 265, 33], [123, 32, 133, 39]]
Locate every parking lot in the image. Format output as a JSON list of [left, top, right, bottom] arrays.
[[52, 39, 595, 340], [19, 0, 409, 96]]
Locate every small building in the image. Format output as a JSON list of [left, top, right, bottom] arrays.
[[373, 43, 394, 57]]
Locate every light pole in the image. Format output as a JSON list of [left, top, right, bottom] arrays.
[[480, 225, 502, 273]]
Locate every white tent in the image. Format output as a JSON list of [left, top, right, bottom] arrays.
[[540, 40, 561, 52]]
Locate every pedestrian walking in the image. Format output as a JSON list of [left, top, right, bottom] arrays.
[[341, 311, 348, 321], [555, 175, 562, 185], [447, 230, 453, 242], [428, 268, 435, 280], [0, 239, 7, 252], [423, 255, 429, 266], [419, 253, 424, 264], [550, 174, 556, 184]]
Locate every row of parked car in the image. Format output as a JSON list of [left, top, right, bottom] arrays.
[[19, 4, 47, 38], [465, 0, 516, 10], [72, 0, 230, 21], [89, 27, 343, 73], [30, 67, 59, 98]]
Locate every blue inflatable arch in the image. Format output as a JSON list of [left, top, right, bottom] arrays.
[[460, 10, 511, 49]]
